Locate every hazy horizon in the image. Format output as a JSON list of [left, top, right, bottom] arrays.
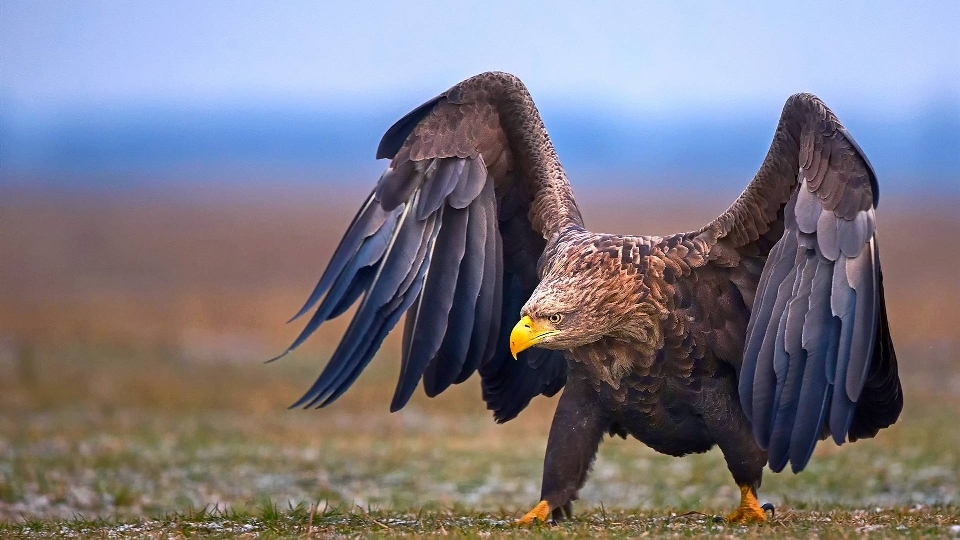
[[2, 1, 958, 194]]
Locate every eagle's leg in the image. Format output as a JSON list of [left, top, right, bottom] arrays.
[[517, 376, 604, 525], [702, 386, 769, 524]]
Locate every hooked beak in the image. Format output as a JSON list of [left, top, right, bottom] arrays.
[[509, 315, 559, 359]]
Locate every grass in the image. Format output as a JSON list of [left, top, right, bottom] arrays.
[[1, 343, 959, 538], [7, 505, 960, 538]]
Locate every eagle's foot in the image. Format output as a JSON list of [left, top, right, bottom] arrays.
[[516, 500, 550, 525], [724, 485, 767, 524]]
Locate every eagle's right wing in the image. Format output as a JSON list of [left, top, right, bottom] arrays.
[[273, 72, 581, 421]]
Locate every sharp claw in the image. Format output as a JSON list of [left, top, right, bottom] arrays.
[[761, 502, 776, 518]]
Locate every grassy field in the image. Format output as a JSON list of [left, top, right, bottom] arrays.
[[1, 187, 959, 537], [1, 342, 959, 537]]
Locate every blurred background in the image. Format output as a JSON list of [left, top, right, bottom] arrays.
[[1, 1, 959, 523]]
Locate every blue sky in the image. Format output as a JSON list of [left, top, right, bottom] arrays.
[[4, 1, 958, 112], [2, 1, 958, 188]]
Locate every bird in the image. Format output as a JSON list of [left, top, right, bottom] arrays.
[[271, 72, 903, 524]]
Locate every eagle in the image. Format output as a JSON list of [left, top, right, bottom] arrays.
[[272, 72, 903, 524]]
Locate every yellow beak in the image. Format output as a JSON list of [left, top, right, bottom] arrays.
[[509, 315, 558, 359]]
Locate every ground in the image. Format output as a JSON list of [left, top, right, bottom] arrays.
[[1, 342, 958, 538], [1, 189, 958, 537]]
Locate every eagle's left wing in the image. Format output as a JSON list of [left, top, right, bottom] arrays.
[[696, 94, 903, 473]]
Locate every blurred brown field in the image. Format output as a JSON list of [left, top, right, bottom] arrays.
[[3, 180, 958, 369], [0, 180, 956, 415], [2, 181, 959, 403]]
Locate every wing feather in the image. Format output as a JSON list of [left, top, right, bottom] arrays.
[[845, 239, 878, 401], [417, 159, 464, 220], [701, 93, 901, 472], [457, 181, 501, 384], [326, 266, 376, 320], [827, 252, 858, 442], [286, 193, 393, 323], [422, 196, 486, 396], [317, 257, 432, 407], [277, 72, 579, 420], [766, 248, 816, 471], [391, 204, 469, 410], [448, 158, 488, 209], [290, 198, 437, 408], [739, 229, 792, 421], [750, 229, 801, 447]]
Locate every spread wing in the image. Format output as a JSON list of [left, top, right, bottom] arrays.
[[697, 94, 903, 472], [273, 72, 579, 421]]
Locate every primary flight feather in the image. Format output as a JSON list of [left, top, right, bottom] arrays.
[[272, 72, 902, 523]]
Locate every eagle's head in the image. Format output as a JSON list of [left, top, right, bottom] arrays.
[[509, 233, 651, 357]]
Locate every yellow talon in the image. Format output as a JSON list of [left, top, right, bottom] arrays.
[[516, 500, 551, 525], [725, 485, 767, 524]]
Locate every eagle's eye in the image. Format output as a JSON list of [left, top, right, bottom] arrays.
[[548, 313, 563, 324]]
